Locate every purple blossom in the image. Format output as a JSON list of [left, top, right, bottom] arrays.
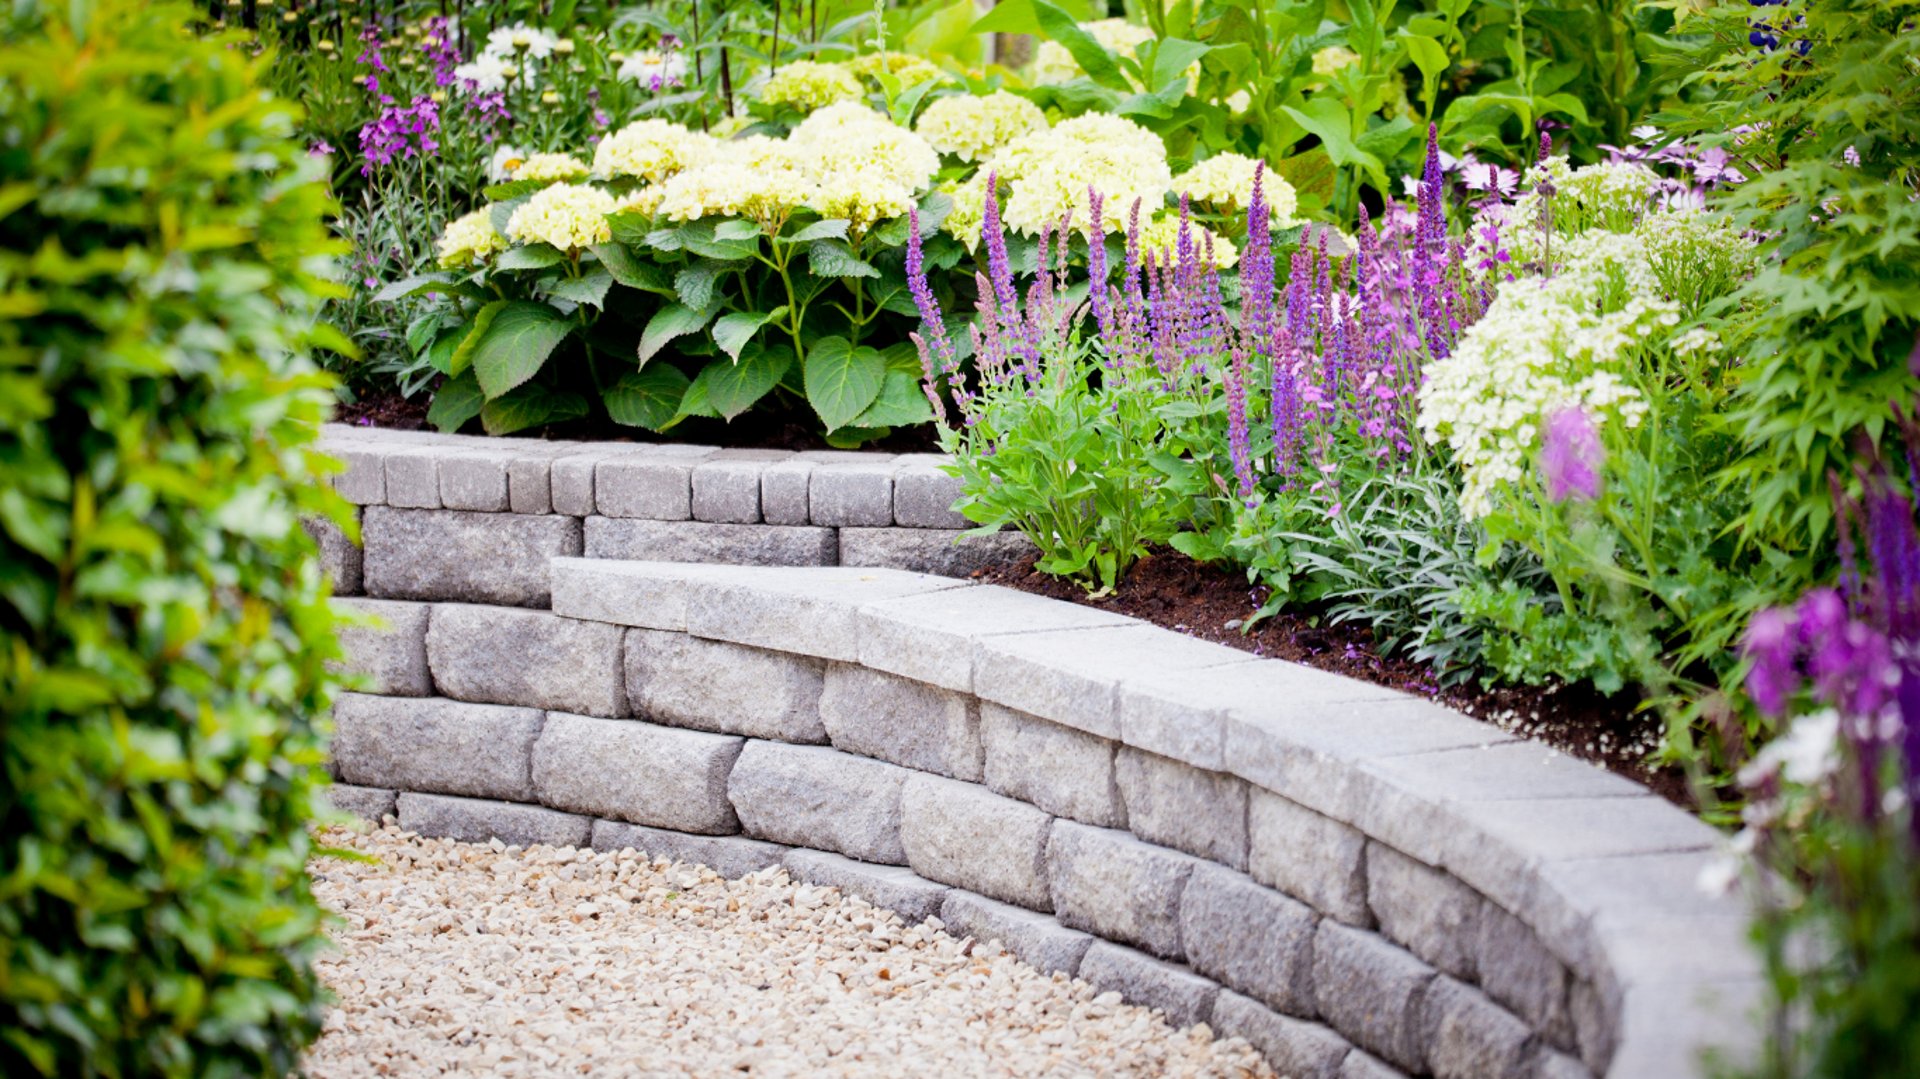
[[1540, 407, 1604, 502]]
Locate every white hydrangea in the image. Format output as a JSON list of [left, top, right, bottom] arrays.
[[436, 207, 505, 267], [1419, 229, 1678, 517], [757, 60, 865, 111], [988, 113, 1170, 236], [915, 92, 1047, 163], [511, 152, 590, 183], [592, 119, 716, 183], [505, 183, 618, 250], [1175, 152, 1297, 226]]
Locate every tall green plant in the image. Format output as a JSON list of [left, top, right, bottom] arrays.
[[0, 3, 346, 1073]]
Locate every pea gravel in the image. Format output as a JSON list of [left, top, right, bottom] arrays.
[[306, 824, 1278, 1079]]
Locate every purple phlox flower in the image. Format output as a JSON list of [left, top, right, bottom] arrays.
[[1540, 406, 1604, 502]]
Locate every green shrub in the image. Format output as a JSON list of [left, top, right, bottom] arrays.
[[0, 2, 347, 1074]]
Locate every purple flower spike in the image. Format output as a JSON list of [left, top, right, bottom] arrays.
[[1541, 407, 1605, 502]]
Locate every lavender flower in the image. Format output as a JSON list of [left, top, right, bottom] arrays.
[[1540, 406, 1604, 502]]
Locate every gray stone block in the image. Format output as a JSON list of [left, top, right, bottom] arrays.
[[306, 514, 363, 595], [361, 507, 581, 608], [839, 527, 1037, 579], [590, 820, 788, 879], [1312, 922, 1436, 1074], [625, 629, 826, 743], [327, 443, 386, 505], [854, 584, 1132, 694], [549, 449, 607, 516], [759, 459, 814, 525], [980, 703, 1125, 828], [331, 597, 432, 697], [692, 451, 790, 523], [598, 451, 713, 520], [383, 446, 441, 509], [939, 890, 1093, 976], [1421, 976, 1535, 1079], [1180, 863, 1318, 1017], [331, 693, 543, 802], [1477, 903, 1574, 1051], [531, 713, 742, 834], [1048, 821, 1201, 961], [1249, 789, 1372, 927], [1340, 1050, 1407, 1079], [890, 454, 969, 529], [427, 605, 627, 718], [783, 849, 948, 923], [438, 449, 513, 511], [1367, 842, 1483, 981], [899, 773, 1053, 911], [972, 623, 1245, 741], [1077, 943, 1217, 1030], [727, 742, 909, 864], [809, 461, 894, 526], [584, 517, 837, 567], [399, 792, 591, 848], [1211, 991, 1352, 1079], [1117, 748, 1248, 870], [321, 783, 397, 822], [819, 664, 983, 780]]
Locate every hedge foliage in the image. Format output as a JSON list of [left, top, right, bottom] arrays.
[[0, 2, 348, 1074]]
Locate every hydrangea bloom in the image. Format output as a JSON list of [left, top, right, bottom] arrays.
[[1175, 152, 1298, 226], [512, 152, 590, 183], [505, 182, 617, 250], [915, 92, 1047, 163], [436, 207, 505, 267], [757, 60, 864, 111], [592, 119, 715, 183]]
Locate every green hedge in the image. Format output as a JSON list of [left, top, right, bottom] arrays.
[[0, 2, 348, 1074]]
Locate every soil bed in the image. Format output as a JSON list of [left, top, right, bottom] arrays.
[[977, 551, 1691, 809]]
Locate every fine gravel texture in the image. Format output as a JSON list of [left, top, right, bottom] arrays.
[[306, 825, 1276, 1078]]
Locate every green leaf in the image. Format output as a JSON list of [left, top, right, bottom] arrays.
[[604, 366, 691, 430], [447, 300, 507, 378], [700, 343, 794, 420], [547, 271, 614, 309], [851, 369, 935, 428], [803, 336, 887, 431], [638, 302, 720, 365], [426, 370, 485, 432], [496, 243, 568, 271], [591, 243, 675, 294], [480, 383, 589, 436], [783, 218, 851, 244], [469, 301, 575, 399], [807, 240, 880, 279], [711, 306, 788, 361]]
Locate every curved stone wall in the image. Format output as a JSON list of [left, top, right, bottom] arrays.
[[321, 546, 1762, 1079]]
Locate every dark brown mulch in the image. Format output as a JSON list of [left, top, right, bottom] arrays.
[[975, 550, 1694, 810]]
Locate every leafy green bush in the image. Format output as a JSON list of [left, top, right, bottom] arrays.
[[0, 3, 346, 1074]]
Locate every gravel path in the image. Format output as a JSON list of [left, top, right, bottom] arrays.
[[307, 825, 1276, 1078]]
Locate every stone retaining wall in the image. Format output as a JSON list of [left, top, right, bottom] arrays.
[[320, 552, 1761, 1079], [308, 425, 1034, 602]]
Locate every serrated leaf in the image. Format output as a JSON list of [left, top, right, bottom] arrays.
[[470, 301, 575, 399], [851, 368, 934, 428], [448, 300, 507, 378], [700, 343, 794, 420], [548, 271, 614, 308], [480, 383, 589, 435], [807, 240, 880, 279], [604, 366, 691, 431], [638, 302, 720, 365], [496, 243, 568, 271], [783, 218, 851, 244], [803, 336, 887, 431], [427, 370, 484, 432], [711, 307, 788, 361], [591, 243, 675, 293]]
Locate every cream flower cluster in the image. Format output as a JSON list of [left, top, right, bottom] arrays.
[[846, 52, 944, 89], [436, 207, 505, 268], [1419, 228, 1683, 517], [1134, 212, 1239, 270], [988, 114, 1171, 237], [592, 119, 717, 183], [757, 60, 864, 111], [505, 182, 617, 250], [915, 92, 1047, 163], [512, 152, 590, 184], [1175, 153, 1298, 226]]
